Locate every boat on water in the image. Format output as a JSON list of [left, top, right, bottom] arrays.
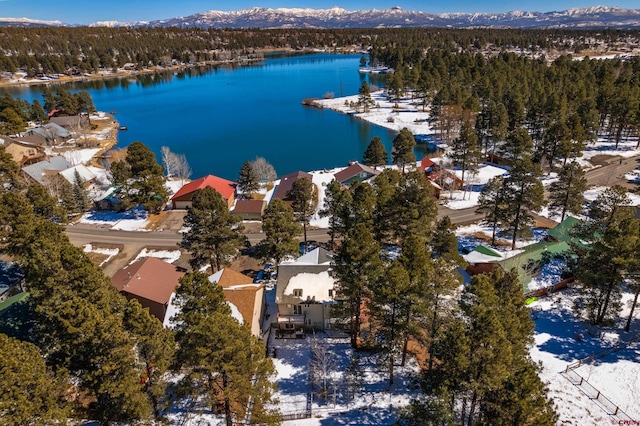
[[358, 66, 392, 74], [119, 126, 128, 131]]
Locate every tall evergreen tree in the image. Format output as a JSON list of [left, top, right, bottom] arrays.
[[258, 198, 301, 264], [180, 186, 245, 273], [72, 169, 90, 213], [172, 272, 280, 426], [362, 136, 388, 169], [431, 216, 464, 265], [318, 180, 351, 247], [547, 161, 587, 221], [0, 195, 156, 422], [237, 160, 259, 199], [357, 80, 375, 112], [369, 260, 411, 386], [390, 171, 438, 243], [502, 161, 546, 249], [0, 333, 68, 425], [333, 223, 382, 349], [574, 217, 639, 326], [450, 121, 482, 193], [391, 127, 416, 173], [123, 300, 175, 419], [287, 177, 314, 251]]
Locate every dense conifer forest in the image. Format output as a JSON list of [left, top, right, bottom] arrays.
[[0, 26, 639, 76]]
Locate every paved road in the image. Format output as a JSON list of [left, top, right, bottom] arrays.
[[65, 154, 640, 273]]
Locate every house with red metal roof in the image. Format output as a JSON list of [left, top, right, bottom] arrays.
[[111, 257, 185, 321], [170, 174, 236, 209]]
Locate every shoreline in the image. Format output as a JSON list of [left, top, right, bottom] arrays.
[[0, 47, 357, 89], [313, 90, 437, 138]]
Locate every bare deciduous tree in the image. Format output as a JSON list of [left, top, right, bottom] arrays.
[[161, 146, 175, 177], [309, 335, 337, 400], [250, 156, 277, 183], [161, 146, 192, 184], [175, 152, 192, 184]]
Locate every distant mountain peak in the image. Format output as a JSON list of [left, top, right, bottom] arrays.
[[3, 6, 640, 29]]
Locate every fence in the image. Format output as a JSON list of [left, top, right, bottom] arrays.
[[523, 276, 575, 299], [560, 334, 640, 421], [281, 411, 313, 421]]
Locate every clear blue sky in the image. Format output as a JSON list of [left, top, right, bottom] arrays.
[[1, 0, 638, 25]]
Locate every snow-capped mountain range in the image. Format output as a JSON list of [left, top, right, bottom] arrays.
[[2, 6, 640, 29]]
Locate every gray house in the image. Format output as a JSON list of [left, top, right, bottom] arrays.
[[275, 247, 336, 336], [21, 156, 72, 186]]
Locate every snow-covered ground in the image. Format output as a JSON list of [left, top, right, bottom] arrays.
[[78, 205, 150, 231], [315, 91, 434, 137], [60, 148, 102, 165], [82, 243, 119, 267], [530, 288, 640, 424], [131, 248, 181, 264], [269, 334, 419, 426]]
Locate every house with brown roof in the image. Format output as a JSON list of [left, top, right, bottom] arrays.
[[333, 162, 380, 186], [111, 257, 185, 321], [209, 268, 266, 338], [0, 136, 45, 166], [232, 199, 266, 221], [170, 174, 237, 209], [50, 114, 91, 131], [272, 170, 313, 201]]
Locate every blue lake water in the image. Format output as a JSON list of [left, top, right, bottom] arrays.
[[2, 53, 433, 180]]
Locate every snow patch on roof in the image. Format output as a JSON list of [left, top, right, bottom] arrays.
[[284, 271, 334, 303]]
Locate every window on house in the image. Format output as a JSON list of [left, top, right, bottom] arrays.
[[293, 305, 302, 315], [306, 319, 312, 325], [328, 289, 333, 297], [293, 289, 303, 297]]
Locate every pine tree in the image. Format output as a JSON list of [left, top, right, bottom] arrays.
[[397, 235, 434, 365], [0, 334, 68, 424], [318, 180, 352, 247], [362, 136, 388, 168], [349, 180, 377, 229], [0, 197, 155, 422], [25, 183, 66, 222], [287, 177, 314, 251], [547, 161, 587, 221], [124, 141, 168, 212], [476, 175, 508, 245], [72, 169, 90, 213], [503, 161, 546, 249], [391, 171, 438, 243], [369, 260, 411, 386], [237, 160, 259, 199], [173, 272, 280, 426], [431, 216, 464, 265], [181, 186, 245, 273], [450, 121, 481, 193], [333, 223, 382, 348], [123, 299, 175, 419], [574, 217, 639, 325], [258, 198, 301, 264], [391, 127, 416, 173], [373, 168, 402, 243], [357, 80, 375, 112]]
